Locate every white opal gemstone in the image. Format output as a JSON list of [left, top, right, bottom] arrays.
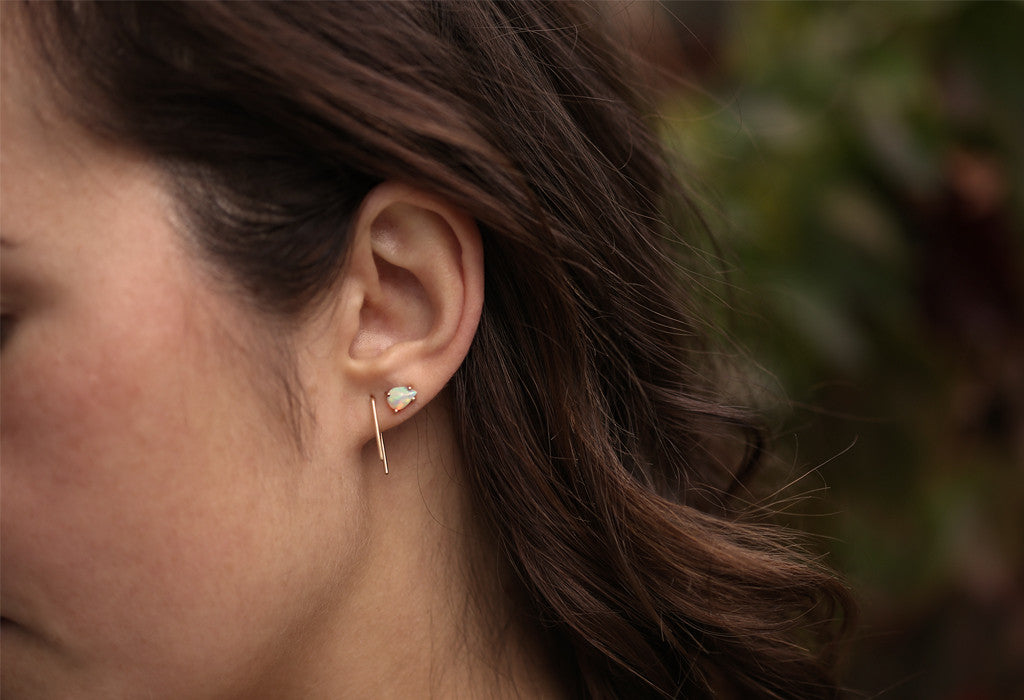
[[386, 386, 417, 412]]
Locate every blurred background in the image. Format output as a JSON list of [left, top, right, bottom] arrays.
[[610, 2, 1024, 698]]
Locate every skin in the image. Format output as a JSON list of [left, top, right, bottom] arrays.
[[0, 40, 558, 699]]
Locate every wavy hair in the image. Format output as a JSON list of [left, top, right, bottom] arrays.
[[17, 2, 854, 697]]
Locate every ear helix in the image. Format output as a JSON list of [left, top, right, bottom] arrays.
[[370, 386, 418, 474]]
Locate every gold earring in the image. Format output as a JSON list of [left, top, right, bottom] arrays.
[[370, 395, 388, 474], [371, 386, 417, 475]]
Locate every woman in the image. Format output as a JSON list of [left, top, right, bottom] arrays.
[[0, 2, 852, 698]]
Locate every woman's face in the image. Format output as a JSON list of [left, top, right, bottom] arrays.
[[0, 53, 366, 697]]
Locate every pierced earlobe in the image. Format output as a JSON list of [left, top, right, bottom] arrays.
[[371, 386, 417, 475]]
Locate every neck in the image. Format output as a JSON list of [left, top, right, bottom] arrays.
[[275, 399, 565, 699]]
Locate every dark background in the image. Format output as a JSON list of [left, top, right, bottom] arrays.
[[610, 2, 1024, 697]]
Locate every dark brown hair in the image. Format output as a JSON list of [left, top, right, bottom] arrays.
[[16, 2, 853, 697]]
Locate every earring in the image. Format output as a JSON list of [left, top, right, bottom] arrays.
[[386, 386, 417, 413], [370, 395, 389, 475], [370, 386, 417, 475]]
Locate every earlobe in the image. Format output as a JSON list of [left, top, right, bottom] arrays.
[[341, 183, 483, 420]]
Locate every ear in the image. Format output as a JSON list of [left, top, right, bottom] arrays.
[[339, 182, 483, 426]]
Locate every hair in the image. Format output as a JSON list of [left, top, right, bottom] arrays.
[[15, 2, 854, 697]]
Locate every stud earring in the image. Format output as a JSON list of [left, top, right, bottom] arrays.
[[386, 386, 417, 413], [370, 386, 417, 475]]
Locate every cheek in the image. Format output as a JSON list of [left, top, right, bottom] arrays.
[[0, 295, 353, 695], [3, 301, 237, 631], [7, 313, 184, 493]]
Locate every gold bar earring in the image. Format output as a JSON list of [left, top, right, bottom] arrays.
[[370, 395, 388, 475], [370, 387, 416, 475]]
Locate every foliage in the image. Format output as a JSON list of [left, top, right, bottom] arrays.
[[655, 1, 1024, 697]]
